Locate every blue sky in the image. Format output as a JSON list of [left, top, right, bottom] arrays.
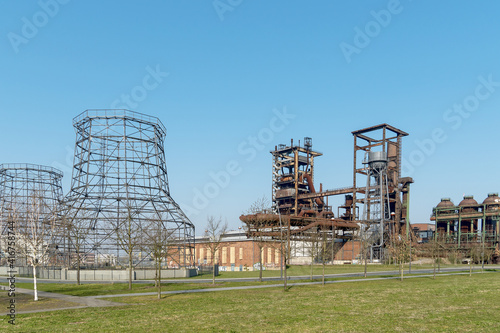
[[1, 0, 500, 233]]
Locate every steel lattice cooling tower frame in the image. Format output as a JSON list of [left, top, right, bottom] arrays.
[[0, 163, 64, 266], [62, 109, 195, 269]]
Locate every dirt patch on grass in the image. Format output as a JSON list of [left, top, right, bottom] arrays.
[[0, 291, 81, 314]]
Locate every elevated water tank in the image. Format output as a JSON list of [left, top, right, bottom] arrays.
[[367, 151, 387, 171]]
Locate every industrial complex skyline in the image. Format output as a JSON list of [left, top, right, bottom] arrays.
[[1, 1, 500, 232]]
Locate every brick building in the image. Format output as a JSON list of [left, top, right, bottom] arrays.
[[194, 230, 283, 271], [195, 230, 365, 270]]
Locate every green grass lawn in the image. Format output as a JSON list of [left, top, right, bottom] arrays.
[[2, 264, 489, 298], [3, 272, 499, 332], [6, 264, 483, 297]]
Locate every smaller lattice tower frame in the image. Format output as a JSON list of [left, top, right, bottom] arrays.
[[352, 124, 412, 260], [0, 164, 64, 266], [62, 110, 195, 269]]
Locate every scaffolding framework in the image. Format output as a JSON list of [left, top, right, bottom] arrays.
[[62, 109, 195, 269], [0, 164, 64, 265]]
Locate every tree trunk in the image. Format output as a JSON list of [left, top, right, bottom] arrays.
[[409, 243, 412, 274], [259, 245, 263, 282], [322, 260, 325, 285], [469, 256, 472, 277], [364, 247, 368, 278], [283, 258, 287, 291], [33, 265, 38, 301], [433, 253, 436, 280], [154, 258, 158, 288], [77, 251, 81, 286], [400, 261, 403, 282], [158, 257, 162, 300], [310, 255, 313, 281], [212, 258, 216, 285], [437, 246, 441, 273], [128, 253, 133, 290]]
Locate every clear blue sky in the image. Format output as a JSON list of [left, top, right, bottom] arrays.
[[1, 1, 500, 233]]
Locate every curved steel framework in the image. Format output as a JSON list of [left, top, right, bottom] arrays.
[[63, 109, 195, 269], [0, 164, 64, 265]]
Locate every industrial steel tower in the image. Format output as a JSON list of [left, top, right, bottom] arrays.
[[362, 151, 391, 260], [0, 164, 64, 265], [352, 124, 412, 261], [63, 110, 195, 268]]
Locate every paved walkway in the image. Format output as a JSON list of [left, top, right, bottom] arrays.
[[1, 287, 127, 315]]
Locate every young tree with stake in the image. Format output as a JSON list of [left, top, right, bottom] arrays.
[[204, 216, 227, 285], [16, 191, 59, 301]]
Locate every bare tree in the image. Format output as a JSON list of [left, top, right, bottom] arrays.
[[278, 215, 291, 291], [361, 228, 370, 278], [468, 243, 482, 277], [142, 215, 175, 299], [319, 228, 328, 285], [16, 191, 59, 301], [63, 208, 92, 285], [308, 227, 319, 281], [430, 233, 446, 279], [244, 196, 272, 282], [204, 216, 227, 285], [388, 234, 411, 281], [115, 206, 143, 290]]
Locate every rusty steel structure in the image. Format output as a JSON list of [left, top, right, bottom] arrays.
[[62, 110, 195, 269], [352, 124, 413, 260], [241, 124, 412, 262], [0, 164, 64, 265], [431, 194, 500, 250]]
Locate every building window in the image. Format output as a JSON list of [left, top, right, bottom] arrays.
[[222, 247, 227, 264], [267, 248, 272, 264], [207, 248, 211, 263], [230, 247, 236, 264], [239, 248, 243, 260]]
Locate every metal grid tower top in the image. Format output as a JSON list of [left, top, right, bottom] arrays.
[[73, 109, 166, 137], [63, 109, 194, 267], [0, 163, 63, 214], [0, 164, 64, 265]]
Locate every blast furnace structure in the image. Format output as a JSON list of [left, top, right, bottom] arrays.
[[241, 124, 413, 262]]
